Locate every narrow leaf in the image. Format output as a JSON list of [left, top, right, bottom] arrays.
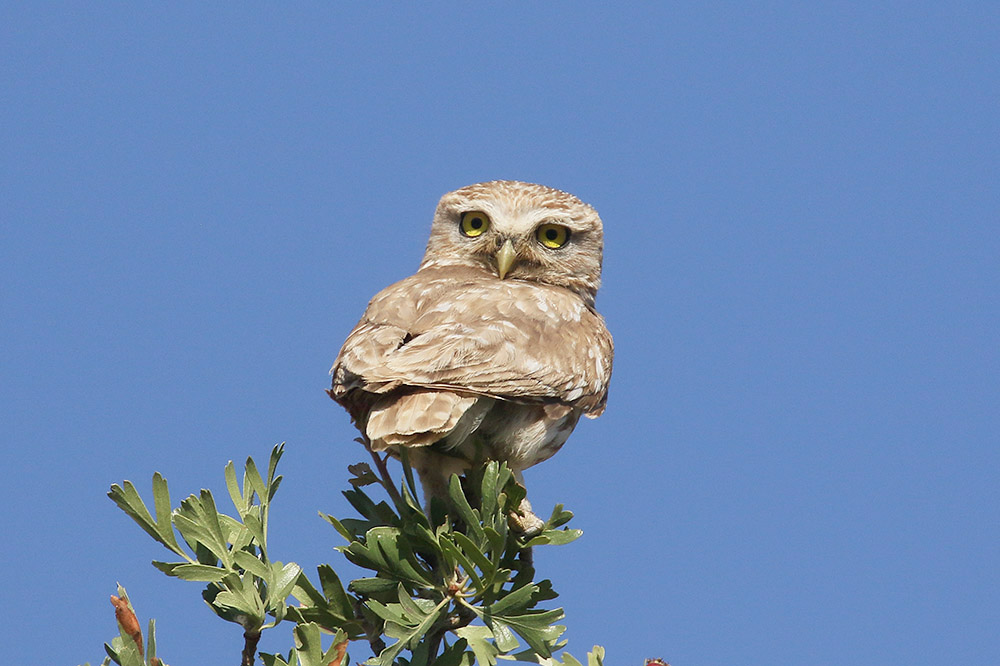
[[448, 475, 485, 543], [451, 531, 496, 580], [145, 618, 157, 662], [438, 537, 485, 592], [365, 600, 410, 625], [108, 482, 161, 546], [169, 563, 230, 582], [489, 583, 538, 616], [233, 550, 270, 579], [350, 577, 398, 595], [151, 473, 184, 555], [245, 457, 268, 502], [268, 474, 283, 502], [197, 489, 232, 566], [321, 512, 355, 542], [316, 564, 355, 615], [225, 461, 245, 513], [523, 529, 583, 548], [266, 443, 285, 487]]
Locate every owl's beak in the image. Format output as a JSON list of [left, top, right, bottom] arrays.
[[496, 239, 517, 280]]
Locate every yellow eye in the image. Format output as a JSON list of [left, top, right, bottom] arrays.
[[460, 211, 490, 237], [536, 223, 570, 249]]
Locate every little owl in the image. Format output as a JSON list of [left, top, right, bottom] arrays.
[[329, 181, 613, 527]]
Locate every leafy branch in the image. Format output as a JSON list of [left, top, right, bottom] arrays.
[[89, 443, 606, 666]]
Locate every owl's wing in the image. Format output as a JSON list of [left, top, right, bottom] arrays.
[[331, 274, 613, 417]]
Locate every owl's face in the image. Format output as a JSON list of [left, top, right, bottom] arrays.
[[419, 181, 604, 302]]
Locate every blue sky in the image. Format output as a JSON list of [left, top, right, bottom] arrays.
[[2, 3, 997, 665]]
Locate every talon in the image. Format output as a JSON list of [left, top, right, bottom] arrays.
[[509, 497, 545, 537]]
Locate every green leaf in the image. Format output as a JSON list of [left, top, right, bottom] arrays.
[[243, 511, 266, 545], [145, 618, 157, 663], [197, 489, 232, 565], [151, 560, 183, 576], [151, 473, 183, 553], [105, 636, 143, 666], [365, 600, 410, 625], [225, 460, 246, 514], [348, 462, 379, 487], [166, 563, 230, 582], [174, 491, 232, 568], [316, 565, 355, 614], [487, 619, 519, 653], [291, 622, 324, 666], [399, 480, 425, 519], [480, 463, 501, 520], [375, 636, 407, 666], [267, 474, 284, 503], [395, 584, 438, 620], [470, 585, 567, 659], [219, 513, 252, 549], [245, 457, 268, 503], [438, 537, 485, 593], [448, 475, 485, 544], [210, 584, 266, 630], [455, 625, 500, 666], [374, 597, 448, 666], [266, 443, 285, 488], [233, 550, 270, 579], [450, 531, 496, 582], [344, 526, 434, 587], [502, 478, 527, 512], [546, 505, 574, 530], [523, 529, 583, 548], [171, 505, 209, 539], [343, 487, 399, 525], [108, 481, 156, 536], [496, 610, 565, 658], [528, 578, 559, 605], [109, 480, 191, 561], [288, 567, 363, 638], [398, 449, 420, 502], [488, 583, 538, 616], [193, 534, 221, 566], [349, 577, 398, 595], [400, 516, 438, 552], [432, 637, 475, 666], [483, 527, 506, 565], [271, 561, 302, 601], [321, 512, 357, 542], [259, 651, 292, 666]]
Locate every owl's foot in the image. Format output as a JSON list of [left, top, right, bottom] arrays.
[[509, 497, 545, 537]]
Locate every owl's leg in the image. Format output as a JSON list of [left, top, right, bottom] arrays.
[[508, 471, 545, 537], [406, 447, 469, 509]]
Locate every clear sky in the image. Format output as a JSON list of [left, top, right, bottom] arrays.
[[2, 4, 997, 665]]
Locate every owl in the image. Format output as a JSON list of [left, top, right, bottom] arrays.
[[329, 181, 613, 528]]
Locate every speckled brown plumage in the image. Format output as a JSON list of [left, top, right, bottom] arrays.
[[329, 181, 613, 503]]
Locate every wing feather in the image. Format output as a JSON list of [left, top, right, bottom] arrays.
[[330, 266, 613, 416]]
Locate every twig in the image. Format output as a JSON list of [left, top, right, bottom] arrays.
[[362, 439, 406, 510], [242, 630, 261, 666]]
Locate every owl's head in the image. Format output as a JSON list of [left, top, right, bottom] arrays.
[[420, 181, 604, 303]]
